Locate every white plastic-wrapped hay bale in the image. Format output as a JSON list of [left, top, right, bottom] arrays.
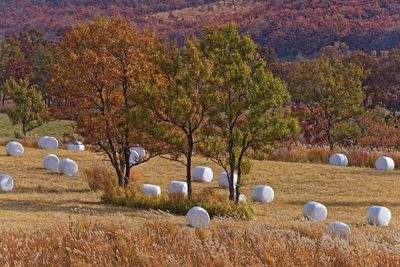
[[42, 137, 59, 150], [329, 153, 348, 166], [43, 154, 60, 171], [238, 194, 247, 203], [192, 166, 213, 183], [59, 158, 78, 177], [303, 201, 328, 222], [38, 136, 49, 148], [67, 141, 85, 151], [168, 181, 188, 196], [6, 141, 24, 156], [327, 221, 351, 238], [252, 185, 275, 203], [130, 146, 145, 159], [218, 172, 238, 189], [375, 156, 395, 171], [228, 193, 247, 203], [129, 150, 140, 164], [187, 206, 210, 228], [141, 184, 161, 196], [366, 206, 391, 226], [0, 174, 13, 192]]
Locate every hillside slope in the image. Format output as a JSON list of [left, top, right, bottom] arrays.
[[1, 0, 400, 58]]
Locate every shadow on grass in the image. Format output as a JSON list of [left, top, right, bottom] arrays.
[[14, 186, 91, 194], [0, 198, 146, 216]]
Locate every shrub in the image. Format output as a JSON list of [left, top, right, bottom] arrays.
[[102, 185, 254, 220], [84, 165, 144, 192]]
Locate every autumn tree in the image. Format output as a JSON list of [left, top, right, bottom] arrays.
[[289, 58, 365, 149], [144, 37, 213, 198], [1, 78, 47, 136], [53, 17, 162, 186], [199, 25, 298, 202]]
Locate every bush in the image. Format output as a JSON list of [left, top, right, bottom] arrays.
[[84, 165, 144, 191], [102, 185, 254, 220]]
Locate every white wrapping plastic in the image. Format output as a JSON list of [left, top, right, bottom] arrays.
[[0, 174, 13, 192], [192, 166, 213, 183], [238, 194, 247, 203], [251, 185, 275, 203], [42, 137, 59, 150], [187, 206, 210, 228], [59, 158, 78, 177], [141, 184, 161, 196], [43, 154, 60, 171], [130, 146, 145, 159], [6, 141, 24, 156], [327, 221, 351, 238], [366, 206, 391, 226], [67, 141, 85, 151], [218, 172, 238, 189], [375, 156, 395, 171], [329, 153, 348, 166], [129, 150, 140, 164], [38, 136, 49, 148], [168, 181, 188, 196], [303, 201, 328, 222]]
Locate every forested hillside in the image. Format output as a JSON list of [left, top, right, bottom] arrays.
[[1, 0, 400, 58]]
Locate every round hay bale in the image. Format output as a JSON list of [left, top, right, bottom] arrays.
[[168, 181, 188, 196], [218, 172, 238, 189], [375, 156, 395, 171], [366, 206, 391, 226], [329, 153, 348, 166], [327, 221, 351, 238], [67, 141, 85, 151], [130, 146, 145, 159], [129, 150, 140, 164], [59, 158, 78, 177], [38, 136, 49, 148], [141, 184, 161, 196], [6, 141, 24, 156], [192, 166, 213, 183], [43, 154, 60, 171], [251, 185, 275, 203], [303, 201, 328, 222], [187, 206, 210, 228], [238, 194, 247, 203], [0, 174, 13, 192], [42, 137, 59, 150]]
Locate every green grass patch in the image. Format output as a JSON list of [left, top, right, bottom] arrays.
[[0, 113, 74, 140]]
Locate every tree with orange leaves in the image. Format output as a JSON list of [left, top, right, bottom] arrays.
[[53, 17, 163, 186]]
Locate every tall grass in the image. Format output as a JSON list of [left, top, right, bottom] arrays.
[[0, 221, 398, 266]]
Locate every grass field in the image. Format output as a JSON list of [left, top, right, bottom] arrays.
[[0, 146, 399, 265], [0, 113, 74, 140]]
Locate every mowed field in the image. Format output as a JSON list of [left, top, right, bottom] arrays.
[[0, 145, 399, 233]]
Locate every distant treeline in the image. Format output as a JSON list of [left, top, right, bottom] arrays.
[[1, 0, 400, 59]]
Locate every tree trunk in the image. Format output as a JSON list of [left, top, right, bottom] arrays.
[[228, 138, 235, 201], [186, 134, 194, 198], [123, 147, 131, 186]]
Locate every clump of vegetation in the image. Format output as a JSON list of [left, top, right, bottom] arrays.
[[101, 185, 254, 220]]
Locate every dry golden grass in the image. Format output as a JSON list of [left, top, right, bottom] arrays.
[[0, 146, 399, 265]]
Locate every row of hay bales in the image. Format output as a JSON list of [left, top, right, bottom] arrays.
[[2, 137, 84, 193], [142, 163, 396, 234], [329, 153, 396, 170]]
